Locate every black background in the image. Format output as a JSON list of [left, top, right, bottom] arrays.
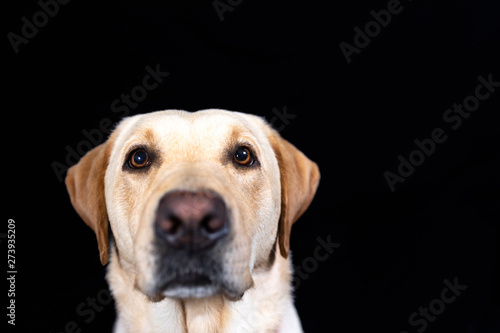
[[4, 0, 500, 332]]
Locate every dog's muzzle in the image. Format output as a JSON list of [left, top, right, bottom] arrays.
[[152, 190, 233, 299]]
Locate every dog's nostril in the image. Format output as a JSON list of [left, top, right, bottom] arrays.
[[200, 214, 224, 234], [159, 215, 183, 235]]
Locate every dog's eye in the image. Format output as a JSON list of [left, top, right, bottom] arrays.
[[128, 149, 151, 169], [233, 146, 254, 166]]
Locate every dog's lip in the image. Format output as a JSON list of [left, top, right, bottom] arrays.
[[150, 271, 246, 301], [157, 272, 222, 299], [165, 272, 213, 288]]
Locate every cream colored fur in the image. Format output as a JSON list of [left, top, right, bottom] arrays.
[[65, 109, 320, 333]]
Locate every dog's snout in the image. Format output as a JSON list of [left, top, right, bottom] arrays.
[[155, 191, 229, 250]]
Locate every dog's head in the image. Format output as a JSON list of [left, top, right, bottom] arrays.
[[66, 109, 319, 300]]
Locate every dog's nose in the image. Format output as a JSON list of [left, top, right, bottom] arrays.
[[155, 191, 229, 250]]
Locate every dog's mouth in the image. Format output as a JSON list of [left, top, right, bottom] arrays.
[[159, 272, 221, 299], [170, 272, 212, 286], [145, 217, 250, 301], [142, 264, 246, 301]]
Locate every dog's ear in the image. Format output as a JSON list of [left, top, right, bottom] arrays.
[[65, 139, 113, 265], [269, 130, 320, 258]]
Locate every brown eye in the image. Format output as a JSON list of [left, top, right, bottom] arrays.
[[128, 149, 151, 169], [233, 146, 253, 166]]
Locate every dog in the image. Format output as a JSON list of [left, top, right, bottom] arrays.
[[66, 109, 320, 332]]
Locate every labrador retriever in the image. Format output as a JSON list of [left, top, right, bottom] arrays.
[[66, 109, 320, 333]]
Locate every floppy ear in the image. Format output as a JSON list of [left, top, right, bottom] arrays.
[[65, 140, 113, 265], [269, 131, 320, 258]]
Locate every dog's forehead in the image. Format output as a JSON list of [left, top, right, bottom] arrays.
[[113, 109, 268, 155]]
